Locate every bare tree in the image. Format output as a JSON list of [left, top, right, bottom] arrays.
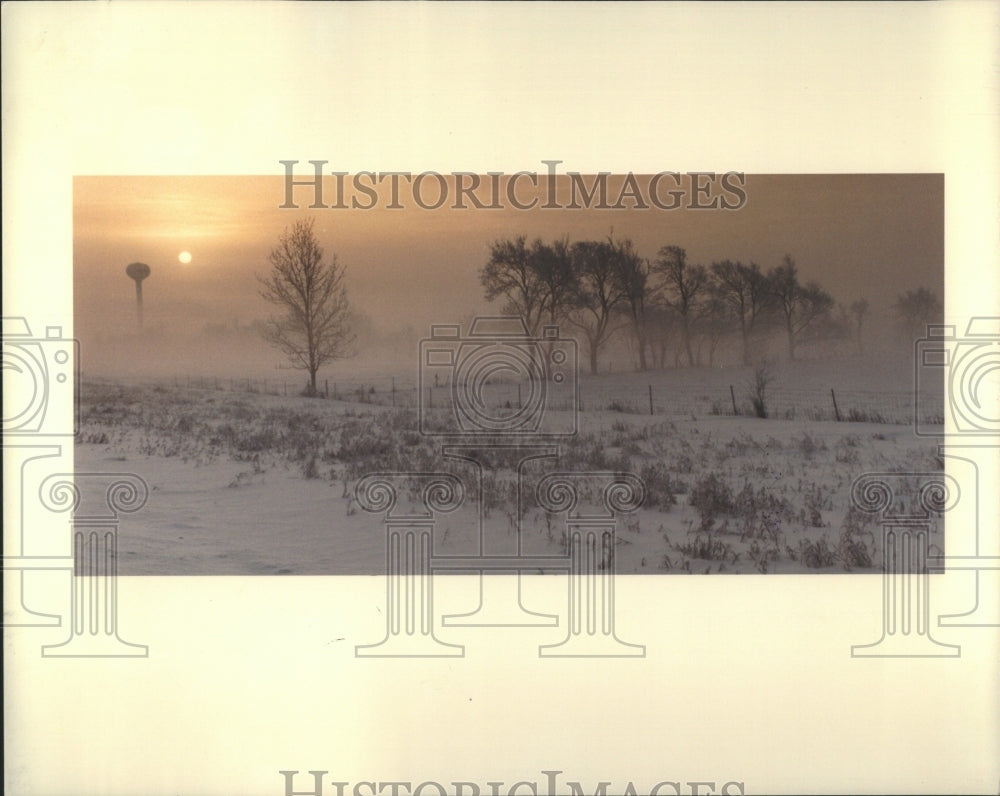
[[815, 302, 852, 354], [652, 245, 709, 367], [710, 260, 773, 365], [610, 238, 656, 371], [849, 298, 869, 356], [258, 219, 355, 395], [695, 293, 730, 367], [531, 237, 577, 326], [893, 287, 942, 343], [767, 255, 834, 361], [565, 239, 627, 375], [646, 304, 680, 369], [746, 359, 775, 419], [480, 236, 545, 334], [480, 236, 577, 335]]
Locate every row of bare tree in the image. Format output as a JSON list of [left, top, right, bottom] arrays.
[[480, 235, 942, 373], [253, 220, 943, 391]]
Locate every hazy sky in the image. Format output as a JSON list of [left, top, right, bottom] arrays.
[[74, 173, 942, 373]]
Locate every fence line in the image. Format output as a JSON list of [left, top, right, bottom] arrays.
[[85, 373, 945, 427]]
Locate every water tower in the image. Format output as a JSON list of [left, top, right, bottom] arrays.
[[125, 262, 151, 328]]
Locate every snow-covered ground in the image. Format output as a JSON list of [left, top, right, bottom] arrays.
[[75, 369, 943, 575]]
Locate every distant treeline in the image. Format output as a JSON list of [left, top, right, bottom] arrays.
[[480, 235, 942, 373]]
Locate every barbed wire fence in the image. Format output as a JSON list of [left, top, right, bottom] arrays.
[[84, 372, 946, 428]]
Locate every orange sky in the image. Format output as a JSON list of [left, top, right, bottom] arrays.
[[74, 173, 943, 372]]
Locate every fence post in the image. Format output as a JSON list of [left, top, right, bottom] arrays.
[[648, 384, 654, 415], [428, 387, 433, 409], [831, 388, 841, 421], [325, 379, 329, 398], [392, 377, 396, 407], [284, 381, 287, 396], [730, 385, 738, 416]]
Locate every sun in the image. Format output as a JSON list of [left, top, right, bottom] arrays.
[[178, 251, 192, 264]]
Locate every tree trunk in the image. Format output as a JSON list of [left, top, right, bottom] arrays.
[[635, 330, 648, 371], [589, 342, 599, 376], [683, 317, 695, 367]]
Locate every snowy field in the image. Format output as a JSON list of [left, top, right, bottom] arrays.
[[75, 359, 944, 576]]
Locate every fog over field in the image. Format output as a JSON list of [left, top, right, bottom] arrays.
[[74, 174, 941, 382], [72, 173, 945, 576]]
